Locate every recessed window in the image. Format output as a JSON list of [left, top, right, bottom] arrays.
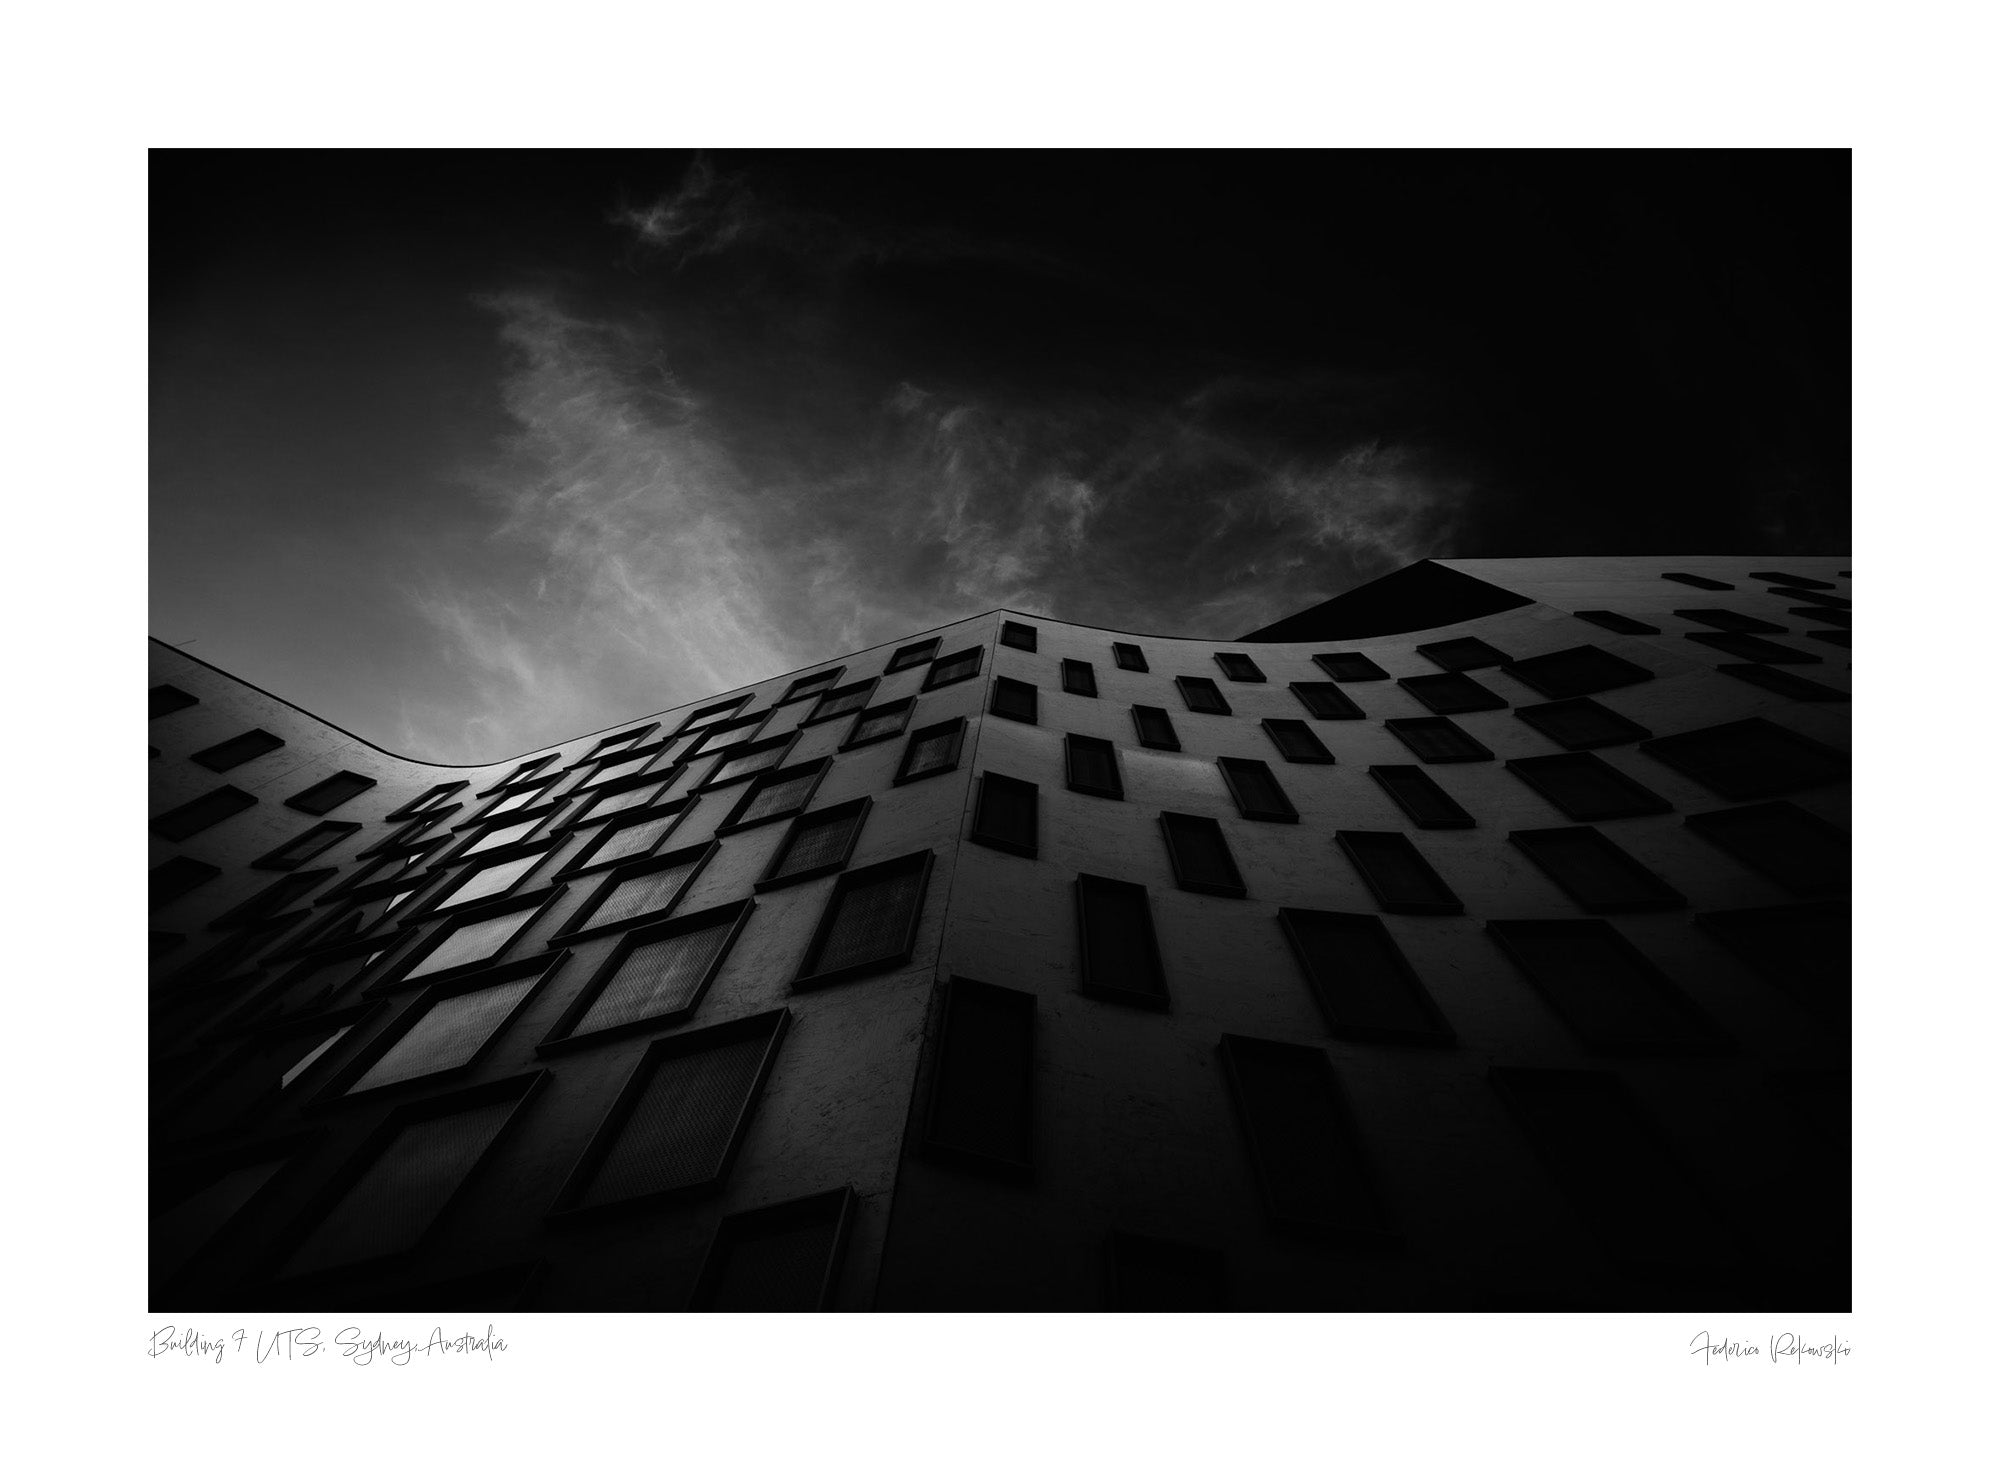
[[577, 746, 659, 789], [988, 676, 1038, 724], [570, 770, 679, 827], [1786, 605, 1851, 628], [1384, 716, 1492, 763], [253, 821, 361, 871], [809, 678, 878, 722], [969, 774, 1038, 858], [391, 891, 552, 985], [1159, 812, 1247, 898], [433, 844, 553, 913], [1503, 645, 1655, 699], [545, 901, 751, 1044], [1288, 681, 1363, 720], [1000, 622, 1038, 652], [1685, 631, 1822, 665], [483, 756, 555, 794], [151, 856, 221, 911], [845, 696, 916, 748], [1112, 642, 1148, 672], [700, 734, 799, 790], [452, 808, 554, 861], [1131, 705, 1180, 750], [190, 729, 285, 771], [1065, 734, 1123, 799], [1806, 628, 1850, 649], [686, 717, 770, 759], [210, 869, 335, 929], [795, 851, 933, 988], [1508, 828, 1685, 912], [1749, 570, 1836, 589], [1076, 874, 1168, 1009], [479, 778, 557, 821], [1573, 610, 1659, 635], [1417, 636, 1511, 671], [782, 668, 843, 703], [1487, 920, 1727, 1055], [1367, 764, 1475, 829], [552, 844, 714, 942], [563, 804, 686, 876], [343, 961, 554, 1097], [170, 1019, 360, 1134], [895, 719, 966, 785], [1397, 671, 1509, 715], [675, 696, 751, 734], [1262, 718, 1334, 763], [1334, 830, 1462, 914], [1176, 676, 1230, 714], [1105, 1231, 1229, 1312], [1640, 717, 1846, 800], [720, 760, 828, 833], [1682, 800, 1846, 895], [1218, 756, 1298, 822], [1675, 608, 1789, 635], [922, 978, 1035, 1178], [1506, 752, 1672, 821], [150, 684, 199, 718], [1765, 585, 1847, 609], [689, 1188, 858, 1312], [885, 637, 942, 675], [1061, 658, 1098, 697], [922, 646, 983, 690], [1512, 697, 1649, 751], [1714, 664, 1850, 702], [582, 724, 660, 762], [152, 786, 257, 842], [1214, 652, 1265, 683], [390, 781, 468, 820], [756, 798, 871, 890], [1313, 652, 1387, 682], [550, 1011, 788, 1215], [1277, 908, 1453, 1045], [1218, 1034, 1392, 1243], [1697, 902, 1849, 1028], [285, 771, 377, 816], [1661, 571, 1733, 590]]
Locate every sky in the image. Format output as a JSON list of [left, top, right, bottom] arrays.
[[150, 150, 1850, 764]]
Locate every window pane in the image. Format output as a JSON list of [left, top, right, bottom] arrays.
[[1366, 764, 1475, 829], [350, 977, 538, 1092], [1503, 645, 1654, 698], [1278, 908, 1450, 1043], [1512, 697, 1649, 750], [1508, 827, 1685, 911], [574, 918, 736, 1035], [1313, 652, 1387, 682], [580, 1031, 774, 1206], [1220, 757, 1296, 820], [440, 852, 541, 909], [1131, 706, 1180, 750], [1398, 672, 1509, 715], [1160, 812, 1245, 896], [1288, 681, 1363, 719], [810, 866, 924, 979], [1061, 659, 1097, 696], [970, 774, 1037, 856], [1385, 717, 1492, 763], [990, 677, 1038, 723], [586, 859, 703, 931], [1066, 735, 1122, 798], [1505, 753, 1671, 821], [1416, 637, 1510, 671], [1487, 920, 1723, 1053], [403, 905, 537, 981], [1334, 830, 1461, 913], [923, 979, 1034, 1172], [1077, 875, 1167, 1006]]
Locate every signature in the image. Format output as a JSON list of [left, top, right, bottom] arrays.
[[1690, 1330, 1852, 1365], [149, 1325, 507, 1366]]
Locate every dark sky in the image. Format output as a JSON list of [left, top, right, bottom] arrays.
[[150, 150, 1849, 762]]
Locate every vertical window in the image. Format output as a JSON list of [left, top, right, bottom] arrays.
[[1278, 908, 1453, 1044], [1508, 828, 1686, 912], [285, 771, 377, 815], [344, 964, 552, 1095], [1506, 753, 1672, 821], [1682, 801, 1846, 895], [921, 978, 1035, 1177], [1397, 672, 1509, 714], [1573, 610, 1659, 635], [151, 857, 220, 910], [1487, 920, 1727, 1054], [555, 844, 713, 940], [1131, 705, 1180, 750], [1333, 830, 1462, 914], [1218, 757, 1298, 822], [1065, 734, 1123, 799], [1061, 658, 1098, 696], [885, 637, 942, 674], [1218, 1034, 1392, 1242], [1112, 642, 1148, 672], [253, 821, 360, 870], [1313, 652, 1387, 682], [151, 787, 257, 841], [1503, 645, 1655, 698], [895, 719, 966, 784], [969, 774, 1038, 858], [1367, 765, 1474, 829], [1175, 676, 1230, 714], [1261, 718, 1334, 763], [724, 759, 830, 829], [1416, 636, 1511, 671], [1640, 717, 1845, 800], [1000, 622, 1038, 652], [1075, 874, 1168, 1008], [923, 646, 983, 690], [1288, 681, 1363, 720], [756, 798, 871, 890], [547, 902, 753, 1042], [1159, 812, 1246, 897], [795, 851, 934, 987], [845, 697, 916, 747], [988, 676, 1038, 724], [689, 1188, 858, 1312], [1512, 697, 1649, 750], [1214, 652, 1265, 683], [190, 729, 285, 771], [1384, 717, 1492, 763], [150, 684, 199, 718]]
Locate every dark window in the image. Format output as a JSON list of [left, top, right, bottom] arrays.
[[845, 696, 916, 747], [1105, 1232, 1228, 1312], [584, 724, 659, 761], [988, 676, 1038, 724], [1765, 585, 1848, 609], [1714, 663, 1850, 702], [563, 804, 685, 877], [689, 1188, 857, 1312], [1512, 696, 1649, 751], [809, 678, 878, 722], [1397, 671, 1509, 715], [676, 696, 751, 734], [1131, 705, 1180, 750], [253, 821, 360, 871], [1806, 629, 1851, 649], [553, 844, 714, 943], [1218, 756, 1298, 821], [1675, 608, 1789, 635], [1503, 645, 1655, 699], [1749, 570, 1836, 589], [483, 756, 554, 794], [1000, 622, 1038, 652], [1159, 812, 1247, 897], [1215, 652, 1265, 682], [169, 1018, 359, 1134], [1786, 606, 1852, 628], [1685, 631, 1822, 665], [700, 735, 796, 790], [884, 637, 941, 674], [1697, 902, 1849, 1028], [1506, 753, 1672, 821], [1313, 651, 1388, 682], [1573, 610, 1659, 635], [1384, 716, 1492, 763], [211, 869, 335, 929], [152, 786, 257, 842], [1417, 636, 1511, 671], [578, 746, 660, 789], [1065, 734, 1123, 799], [1661, 571, 1733, 590], [190, 729, 285, 771], [392, 892, 552, 985], [1367, 765, 1475, 829], [1487, 920, 1726, 1054], [922, 647, 982, 690], [1060, 658, 1098, 696], [150, 684, 199, 718], [922, 978, 1035, 1177], [1641, 717, 1846, 800], [684, 717, 769, 760], [757, 797, 871, 890], [1682, 801, 1846, 895], [1277, 907, 1453, 1044], [1076, 874, 1169, 1009], [969, 774, 1037, 858], [546, 902, 750, 1043], [343, 963, 551, 1096], [1262, 718, 1334, 763], [1508, 828, 1686, 911], [430, 844, 553, 913], [781, 668, 842, 703], [568, 773, 676, 830], [1289, 680, 1363, 719], [551, 1012, 788, 1215], [1334, 830, 1462, 914], [1218, 1035, 1391, 1243], [390, 782, 467, 820], [286, 771, 377, 815], [151, 857, 220, 911], [1112, 642, 1148, 671], [722, 759, 829, 830], [796, 851, 933, 987], [1176, 676, 1230, 714], [895, 719, 965, 784]]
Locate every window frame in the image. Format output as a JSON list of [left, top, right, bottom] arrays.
[[1258, 718, 1334, 764], [967, 773, 1038, 859], [919, 977, 1037, 1180], [555, 799, 694, 878], [1486, 920, 1731, 1056], [481, 756, 556, 796], [884, 636, 943, 675], [537, 899, 755, 1052], [1000, 621, 1039, 652], [1505, 752, 1674, 822], [252, 821, 362, 871], [792, 849, 935, 990], [1416, 636, 1512, 671], [190, 728, 286, 771], [922, 645, 983, 691], [804, 676, 880, 726], [1501, 645, 1656, 699], [1512, 697, 1650, 751], [717, 757, 832, 833], [1214, 651, 1266, 683], [1158, 811, 1248, 898], [688, 1187, 860, 1312], [1287, 680, 1364, 720], [780, 667, 844, 704], [988, 676, 1039, 725], [671, 694, 753, 737], [695, 731, 802, 792], [1383, 716, 1493, 763], [1112, 642, 1148, 672], [1366, 764, 1476, 829], [1507, 827, 1687, 912], [1060, 658, 1099, 697], [754, 796, 873, 892], [1130, 704, 1181, 750], [559, 766, 684, 830], [368, 885, 563, 993], [1313, 651, 1388, 682], [1333, 829, 1463, 914], [894, 718, 966, 786], [1064, 732, 1124, 800], [1075, 873, 1170, 1010], [1175, 675, 1231, 715], [151, 786, 258, 842], [548, 840, 718, 944], [1714, 663, 1850, 702], [387, 780, 470, 820], [1276, 907, 1455, 1046], [1218, 756, 1299, 822], [284, 771, 378, 816], [842, 696, 917, 748], [1397, 671, 1510, 715], [1640, 717, 1847, 800]]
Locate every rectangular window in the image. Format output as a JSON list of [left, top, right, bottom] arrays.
[[1573, 609, 1659, 635], [686, 717, 767, 758], [1214, 651, 1266, 682], [1766, 585, 1848, 609], [253, 821, 360, 870], [1333, 830, 1462, 913], [1277, 907, 1453, 1044], [1512, 697, 1650, 751], [885, 636, 942, 674], [211, 868, 337, 929], [286, 771, 377, 815], [546, 901, 752, 1043], [895, 719, 965, 784], [756, 798, 871, 890], [1218, 756, 1298, 822], [1697, 902, 1849, 1028], [921, 977, 1035, 1177], [1313, 651, 1388, 682], [1076, 874, 1169, 1009], [1061, 658, 1098, 696], [483, 756, 555, 794], [1640, 717, 1846, 800], [1684, 631, 1823, 665], [191, 729, 285, 771], [1806, 628, 1851, 649], [550, 1010, 788, 1216], [553, 843, 714, 942], [1662, 570, 1733, 590], [922, 646, 982, 690], [1397, 671, 1509, 715], [435, 846, 549, 912], [1112, 642, 1148, 671], [1367, 764, 1475, 829], [572, 771, 677, 826], [1506, 752, 1672, 821], [1384, 716, 1492, 763], [722, 759, 829, 830], [389, 782, 467, 820], [1751, 570, 1837, 589], [701, 734, 797, 789], [1288, 680, 1363, 720], [1417, 636, 1511, 671], [675, 696, 751, 734], [809, 678, 878, 722], [1159, 811, 1247, 897], [782, 668, 843, 703], [1502, 645, 1655, 698], [1000, 622, 1038, 652], [1487, 920, 1726, 1054], [1218, 1034, 1392, 1242], [795, 850, 934, 987], [152, 786, 257, 842], [582, 724, 659, 761], [1682, 800, 1846, 895], [453, 810, 550, 860], [1508, 827, 1686, 912], [689, 1188, 858, 1312], [1262, 718, 1334, 763], [1786, 606, 1851, 628], [1176, 676, 1230, 714], [989, 676, 1038, 724], [393, 892, 550, 985], [564, 804, 684, 875], [151, 684, 199, 718], [578, 747, 658, 789], [1675, 607, 1789, 635], [151, 856, 221, 911], [1105, 1231, 1228, 1312], [968, 773, 1037, 858], [1131, 705, 1180, 750], [482, 781, 555, 819], [343, 961, 553, 1096], [844, 697, 915, 747], [1714, 663, 1850, 702], [1065, 733, 1123, 799]]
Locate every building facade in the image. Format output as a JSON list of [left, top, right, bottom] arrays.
[[148, 555, 1851, 1312]]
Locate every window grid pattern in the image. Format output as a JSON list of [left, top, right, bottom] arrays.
[[574, 920, 735, 1036], [350, 978, 537, 1093]]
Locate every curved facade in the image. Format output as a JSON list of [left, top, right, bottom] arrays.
[[149, 555, 1851, 1311]]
